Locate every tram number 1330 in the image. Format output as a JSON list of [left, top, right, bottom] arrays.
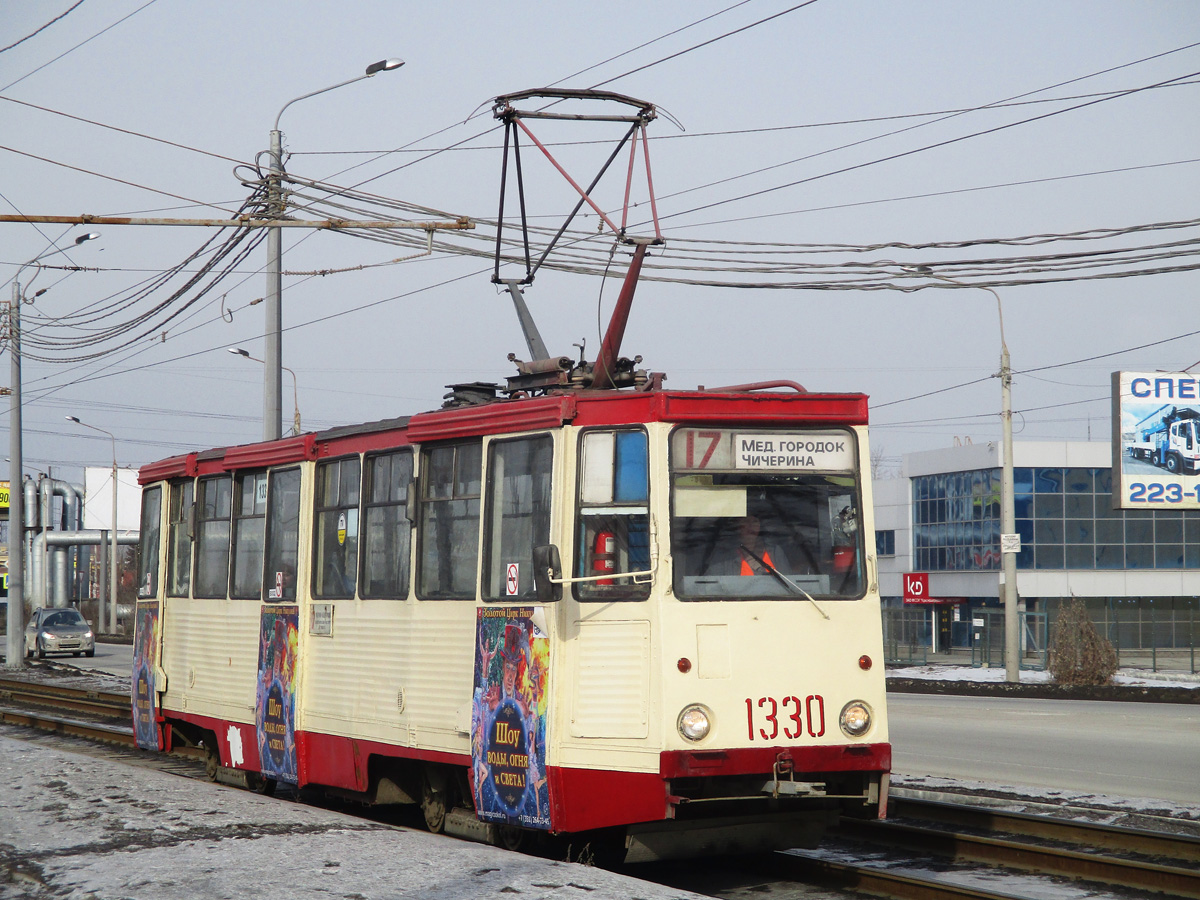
[[745, 695, 826, 740]]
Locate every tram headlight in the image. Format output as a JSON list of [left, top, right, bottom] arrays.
[[677, 704, 712, 742], [839, 701, 872, 738]]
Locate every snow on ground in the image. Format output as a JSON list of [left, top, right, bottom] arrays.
[[888, 664, 1200, 689], [0, 731, 704, 900]]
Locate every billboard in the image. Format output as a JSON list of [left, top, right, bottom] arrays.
[[83, 467, 142, 531], [1112, 371, 1200, 509]]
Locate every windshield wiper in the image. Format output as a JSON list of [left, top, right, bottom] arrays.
[[740, 545, 830, 620]]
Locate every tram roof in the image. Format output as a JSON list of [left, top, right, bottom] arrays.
[[138, 389, 868, 484]]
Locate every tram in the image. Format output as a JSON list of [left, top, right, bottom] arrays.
[[131, 88, 888, 861], [132, 374, 890, 860]]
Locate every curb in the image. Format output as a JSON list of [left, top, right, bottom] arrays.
[[887, 676, 1199, 704]]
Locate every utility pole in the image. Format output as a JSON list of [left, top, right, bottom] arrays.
[[7, 233, 101, 667], [264, 58, 405, 441], [896, 264, 1021, 683]]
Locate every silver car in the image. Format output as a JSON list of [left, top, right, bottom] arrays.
[[25, 607, 96, 659]]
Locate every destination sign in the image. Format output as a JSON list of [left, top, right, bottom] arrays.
[[673, 428, 856, 472]]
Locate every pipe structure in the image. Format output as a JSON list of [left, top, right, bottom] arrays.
[[35, 479, 83, 607], [28, 531, 139, 614]]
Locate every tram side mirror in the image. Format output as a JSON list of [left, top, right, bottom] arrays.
[[533, 544, 563, 603]]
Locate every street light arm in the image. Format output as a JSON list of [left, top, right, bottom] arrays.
[[272, 60, 403, 131], [13, 232, 101, 297], [885, 262, 1020, 684]]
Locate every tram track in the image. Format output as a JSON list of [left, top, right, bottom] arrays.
[[0, 674, 137, 748], [4, 671, 1200, 900], [758, 798, 1200, 900]]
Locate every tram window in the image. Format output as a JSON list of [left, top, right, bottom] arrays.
[[166, 481, 194, 598], [313, 457, 360, 599], [265, 467, 302, 602], [194, 475, 232, 599], [361, 449, 413, 599], [231, 472, 268, 599], [483, 435, 553, 601], [417, 441, 482, 599], [575, 430, 651, 601], [136, 486, 162, 598], [669, 428, 864, 600]]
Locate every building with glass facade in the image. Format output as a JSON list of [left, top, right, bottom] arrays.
[[873, 441, 1200, 652]]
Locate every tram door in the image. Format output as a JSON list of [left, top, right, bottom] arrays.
[[132, 484, 165, 751], [253, 468, 302, 785]]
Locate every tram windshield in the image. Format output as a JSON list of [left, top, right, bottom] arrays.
[[670, 427, 864, 600]]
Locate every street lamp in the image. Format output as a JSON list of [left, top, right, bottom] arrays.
[[229, 347, 301, 436], [6, 232, 100, 668], [66, 416, 120, 635], [262, 58, 404, 441], [900, 265, 1021, 683]]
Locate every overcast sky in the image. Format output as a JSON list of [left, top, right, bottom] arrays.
[[3, 1, 1198, 482]]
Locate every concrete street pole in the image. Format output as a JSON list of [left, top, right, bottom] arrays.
[[998, 331, 1020, 683], [264, 58, 403, 443], [7, 278, 25, 668], [264, 127, 283, 442], [6, 233, 100, 668], [899, 265, 1020, 683]]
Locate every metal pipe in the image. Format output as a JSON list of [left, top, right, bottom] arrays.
[[23, 478, 37, 529]]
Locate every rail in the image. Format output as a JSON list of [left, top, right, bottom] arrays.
[[762, 796, 1200, 900]]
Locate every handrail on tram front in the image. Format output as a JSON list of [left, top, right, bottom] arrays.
[[547, 568, 654, 586]]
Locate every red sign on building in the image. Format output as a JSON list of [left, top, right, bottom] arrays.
[[903, 572, 934, 604]]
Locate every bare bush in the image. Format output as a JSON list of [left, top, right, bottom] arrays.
[[1049, 598, 1117, 686]]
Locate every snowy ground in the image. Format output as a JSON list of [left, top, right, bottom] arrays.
[[888, 664, 1200, 689], [0, 730, 705, 900]]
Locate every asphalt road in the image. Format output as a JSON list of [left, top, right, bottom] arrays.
[[0, 638, 133, 676], [889, 692, 1200, 806]]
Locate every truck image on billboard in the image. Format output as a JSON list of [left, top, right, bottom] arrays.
[[1112, 371, 1200, 509]]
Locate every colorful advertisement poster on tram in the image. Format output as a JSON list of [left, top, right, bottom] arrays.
[[471, 606, 551, 830], [256, 605, 299, 784], [131, 601, 161, 750]]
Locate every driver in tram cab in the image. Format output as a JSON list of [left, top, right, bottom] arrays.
[[736, 515, 776, 575]]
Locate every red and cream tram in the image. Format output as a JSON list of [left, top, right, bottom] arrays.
[[132, 377, 890, 860]]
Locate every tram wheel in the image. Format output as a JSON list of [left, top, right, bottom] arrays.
[[203, 744, 220, 782], [247, 773, 277, 796], [421, 771, 448, 833], [496, 824, 525, 852]]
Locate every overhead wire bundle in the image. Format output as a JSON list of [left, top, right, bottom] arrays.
[[17, 185, 269, 364]]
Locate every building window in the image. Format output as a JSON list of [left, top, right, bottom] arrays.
[[876, 529, 895, 557], [915, 464, 1200, 573]]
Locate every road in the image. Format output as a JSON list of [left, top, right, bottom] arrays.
[[0, 639, 133, 677], [889, 692, 1200, 806]]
